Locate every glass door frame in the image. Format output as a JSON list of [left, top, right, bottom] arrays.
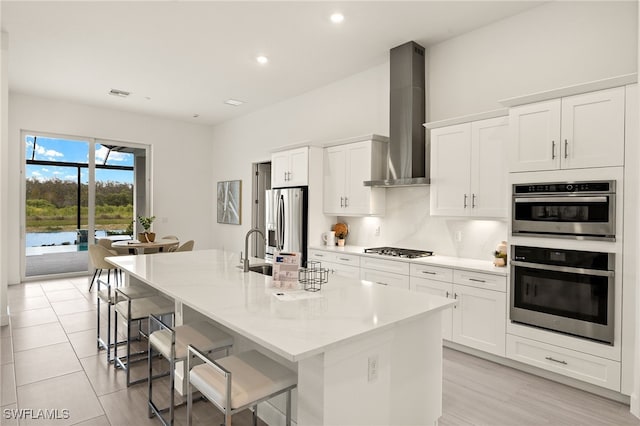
[[20, 129, 151, 280]]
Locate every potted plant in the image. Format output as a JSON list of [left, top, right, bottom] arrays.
[[137, 215, 156, 242], [334, 222, 348, 247]]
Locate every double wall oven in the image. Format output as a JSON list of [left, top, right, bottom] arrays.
[[510, 180, 617, 345]]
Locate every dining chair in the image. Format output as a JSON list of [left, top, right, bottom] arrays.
[[187, 347, 296, 426], [172, 240, 194, 252], [89, 244, 119, 292], [161, 235, 180, 252], [148, 314, 233, 426]]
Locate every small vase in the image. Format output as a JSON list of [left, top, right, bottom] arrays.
[[138, 232, 156, 243], [337, 239, 346, 247]]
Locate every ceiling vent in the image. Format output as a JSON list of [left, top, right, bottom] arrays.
[[109, 88, 131, 98]]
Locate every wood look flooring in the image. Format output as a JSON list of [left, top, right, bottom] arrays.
[[2, 276, 640, 426]]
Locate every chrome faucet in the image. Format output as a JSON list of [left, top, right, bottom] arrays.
[[243, 228, 265, 272]]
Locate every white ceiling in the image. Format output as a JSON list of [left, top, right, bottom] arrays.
[[1, 1, 544, 126]]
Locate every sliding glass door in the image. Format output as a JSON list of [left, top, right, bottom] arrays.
[[23, 132, 148, 279]]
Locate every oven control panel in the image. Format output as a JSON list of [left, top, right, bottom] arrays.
[[513, 180, 614, 194]]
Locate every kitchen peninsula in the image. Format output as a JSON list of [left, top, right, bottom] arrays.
[[107, 249, 455, 426]]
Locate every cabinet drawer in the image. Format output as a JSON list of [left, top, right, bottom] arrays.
[[332, 253, 361, 267], [410, 264, 453, 282], [360, 257, 410, 275], [453, 269, 506, 292], [506, 334, 621, 391], [327, 262, 360, 280], [361, 268, 410, 290], [308, 249, 334, 262]]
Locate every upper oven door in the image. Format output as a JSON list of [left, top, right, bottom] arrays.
[[512, 193, 615, 240]]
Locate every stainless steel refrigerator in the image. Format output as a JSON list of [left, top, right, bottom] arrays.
[[265, 187, 308, 266]]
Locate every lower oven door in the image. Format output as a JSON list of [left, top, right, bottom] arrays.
[[510, 261, 614, 344]]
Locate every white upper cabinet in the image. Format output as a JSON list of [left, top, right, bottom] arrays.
[[323, 139, 386, 216], [271, 147, 309, 187], [509, 87, 625, 172], [430, 116, 508, 217]]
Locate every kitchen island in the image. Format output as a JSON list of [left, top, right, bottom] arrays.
[[107, 249, 455, 426]]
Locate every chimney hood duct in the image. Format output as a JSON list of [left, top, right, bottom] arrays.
[[364, 41, 429, 187]]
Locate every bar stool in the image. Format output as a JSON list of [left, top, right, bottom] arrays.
[[113, 290, 175, 386], [96, 278, 157, 362], [187, 347, 297, 426], [147, 315, 233, 426]]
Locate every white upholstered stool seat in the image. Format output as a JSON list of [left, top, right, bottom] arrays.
[[187, 348, 297, 426], [149, 321, 233, 360], [147, 318, 233, 426]]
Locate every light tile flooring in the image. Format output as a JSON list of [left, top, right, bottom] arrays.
[[1, 276, 639, 426]]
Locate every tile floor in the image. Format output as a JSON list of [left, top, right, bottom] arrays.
[[2, 275, 639, 426], [1, 276, 263, 426]]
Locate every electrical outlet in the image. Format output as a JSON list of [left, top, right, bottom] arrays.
[[368, 354, 379, 382], [374, 226, 381, 237]]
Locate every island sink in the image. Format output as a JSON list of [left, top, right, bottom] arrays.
[[248, 264, 273, 276]]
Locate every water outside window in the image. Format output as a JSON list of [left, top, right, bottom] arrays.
[[24, 134, 136, 277]]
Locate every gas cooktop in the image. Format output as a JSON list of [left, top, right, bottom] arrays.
[[364, 247, 434, 259]]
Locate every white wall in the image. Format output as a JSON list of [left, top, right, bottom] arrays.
[[1, 32, 9, 324], [6, 93, 214, 284], [209, 1, 637, 260], [209, 64, 388, 254], [428, 1, 638, 121]]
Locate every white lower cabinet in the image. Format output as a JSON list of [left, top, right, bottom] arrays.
[[308, 249, 360, 279], [360, 268, 410, 290], [410, 264, 506, 356], [506, 334, 621, 391], [452, 284, 506, 356], [360, 257, 410, 290], [410, 276, 453, 340]]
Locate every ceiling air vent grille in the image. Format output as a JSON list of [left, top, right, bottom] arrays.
[[109, 88, 130, 98]]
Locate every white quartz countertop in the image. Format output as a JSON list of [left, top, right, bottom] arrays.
[[309, 245, 509, 276], [106, 249, 455, 362]]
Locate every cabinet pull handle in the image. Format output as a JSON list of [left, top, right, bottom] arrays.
[[552, 141, 556, 159], [463, 194, 468, 208], [469, 278, 486, 283], [284, 171, 288, 181], [453, 293, 458, 299], [314, 254, 324, 257], [472, 194, 476, 208], [564, 139, 568, 159], [376, 281, 388, 286], [445, 291, 450, 298], [338, 257, 350, 262], [344, 196, 348, 207], [340, 197, 344, 207], [422, 271, 437, 275], [545, 356, 568, 365]]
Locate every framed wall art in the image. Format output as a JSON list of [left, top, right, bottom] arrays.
[[217, 180, 241, 225]]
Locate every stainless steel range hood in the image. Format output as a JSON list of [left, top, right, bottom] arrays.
[[365, 41, 428, 187]]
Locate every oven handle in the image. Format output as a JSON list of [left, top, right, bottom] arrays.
[[511, 260, 614, 277], [514, 196, 609, 203]]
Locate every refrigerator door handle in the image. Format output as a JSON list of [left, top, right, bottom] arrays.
[[278, 194, 285, 251]]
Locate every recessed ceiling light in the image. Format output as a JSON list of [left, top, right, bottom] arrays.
[[224, 99, 245, 106], [256, 55, 269, 65], [330, 13, 344, 24]]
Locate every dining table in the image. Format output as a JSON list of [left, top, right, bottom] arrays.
[[111, 238, 179, 254]]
